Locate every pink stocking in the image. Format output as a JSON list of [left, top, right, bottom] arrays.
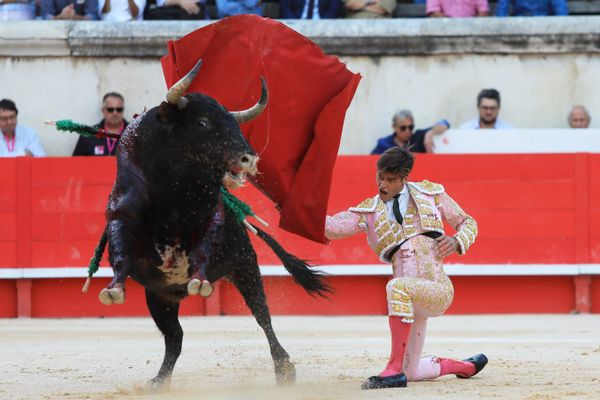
[[439, 358, 476, 378], [379, 316, 412, 377]]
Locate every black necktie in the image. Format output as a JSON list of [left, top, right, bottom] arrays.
[[392, 194, 403, 225]]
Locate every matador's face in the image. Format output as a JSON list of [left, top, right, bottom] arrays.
[[376, 170, 407, 202]]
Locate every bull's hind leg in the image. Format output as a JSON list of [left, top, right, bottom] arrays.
[[145, 289, 183, 390], [231, 262, 296, 385]]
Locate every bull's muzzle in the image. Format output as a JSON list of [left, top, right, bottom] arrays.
[[223, 154, 259, 189]]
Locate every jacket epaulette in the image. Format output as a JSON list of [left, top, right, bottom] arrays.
[[349, 196, 378, 213], [408, 180, 445, 195]]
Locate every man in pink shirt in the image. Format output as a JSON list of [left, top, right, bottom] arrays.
[[426, 0, 489, 17]]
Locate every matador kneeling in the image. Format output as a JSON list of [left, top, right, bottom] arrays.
[[325, 147, 488, 389]]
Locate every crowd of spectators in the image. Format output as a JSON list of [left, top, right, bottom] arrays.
[[1, 88, 591, 158], [0, 0, 579, 20], [0, 93, 129, 158], [370, 88, 593, 154]]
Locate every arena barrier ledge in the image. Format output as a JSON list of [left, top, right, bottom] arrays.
[[1, 265, 599, 318]]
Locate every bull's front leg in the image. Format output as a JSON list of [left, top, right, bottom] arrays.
[[187, 201, 225, 297], [100, 182, 148, 306], [99, 219, 136, 305]]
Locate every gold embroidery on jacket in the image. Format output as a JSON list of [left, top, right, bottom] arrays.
[[350, 183, 448, 262], [408, 181, 444, 233]]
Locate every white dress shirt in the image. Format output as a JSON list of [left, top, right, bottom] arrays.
[[99, 0, 146, 21], [384, 185, 409, 223], [0, 125, 46, 157], [459, 118, 514, 129]]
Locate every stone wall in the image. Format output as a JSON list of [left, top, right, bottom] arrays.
[[1, 18, 599, 155]]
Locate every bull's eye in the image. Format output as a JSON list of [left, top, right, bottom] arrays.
[[197, 117, 210, 129]]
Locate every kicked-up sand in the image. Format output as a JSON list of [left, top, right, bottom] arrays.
[[1, 314, 599, 400]]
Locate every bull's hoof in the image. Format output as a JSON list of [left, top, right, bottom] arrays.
[[187, 279, 213, 297], [199, 280, 214, 297], [187, 278, 201, 295], [361, 374, 407, 390], [275, 360, 296, 385], [145, 376, 170, 392], [99, 287, 125, 305]]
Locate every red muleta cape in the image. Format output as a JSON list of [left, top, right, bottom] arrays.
[[161, 15, 361, 243]]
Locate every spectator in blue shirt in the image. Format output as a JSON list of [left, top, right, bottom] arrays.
[[41, 0, 99, 19], [215, 0, 261, 17], [371, 110, 450, 154], [495, 0, 567, 16], [280, 0, 341, 18]]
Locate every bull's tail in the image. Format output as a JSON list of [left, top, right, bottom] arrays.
[[253, 225, 332, 298]]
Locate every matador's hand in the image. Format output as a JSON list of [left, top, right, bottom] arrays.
[[436, 235, 458, 258]]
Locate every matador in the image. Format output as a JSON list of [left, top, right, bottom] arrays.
[[325, 147, 488, 389]]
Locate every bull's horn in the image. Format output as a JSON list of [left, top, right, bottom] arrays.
[[165, 59, 203, 109], [231, 77, 268, 124]]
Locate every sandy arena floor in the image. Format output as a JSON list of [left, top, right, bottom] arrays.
[[1, 314, 599, 400]]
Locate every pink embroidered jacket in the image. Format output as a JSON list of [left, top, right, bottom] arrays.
[[325, 180, 477, 282]]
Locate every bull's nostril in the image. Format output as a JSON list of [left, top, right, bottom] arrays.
[[241, 155, 250, 164]]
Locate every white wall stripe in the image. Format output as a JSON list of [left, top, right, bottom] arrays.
[[0, 264, 599, 279]]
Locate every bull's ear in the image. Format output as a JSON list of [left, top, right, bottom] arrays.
[[158, 101, 179, 124]]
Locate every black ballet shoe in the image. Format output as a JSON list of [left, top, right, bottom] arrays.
[[457, 353, 488, 379], [361, 373, 407, 390]]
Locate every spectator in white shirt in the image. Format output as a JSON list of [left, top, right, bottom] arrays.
[[0, 99, 46, 158], [460, 88, 514, 129], [100, 0, 146, 20]]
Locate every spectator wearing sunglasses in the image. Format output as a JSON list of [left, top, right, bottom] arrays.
[[371, 110, 450, 155], [459, 88, 514, 129], [73, 92, 128, 156]]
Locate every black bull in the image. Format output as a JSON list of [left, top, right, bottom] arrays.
[[98, 61, 330, 388]]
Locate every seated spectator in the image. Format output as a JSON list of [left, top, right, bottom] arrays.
[[215, 0, 261, 17], [568, 105, 591, 129], [41, 0, 99, 19], [144, 0, 205, 19], [73, 92, 128, 156], [344, 0, 396, 18], [426, 0, 489, 17], [371, 109, 450, 154], [460, 88, 514, 129], [0, 99, 46, 157], [99, 0, 146, 20], [0, 0, 35, 20], [280, 0, 341, 18], [495, 0, 567, 16]]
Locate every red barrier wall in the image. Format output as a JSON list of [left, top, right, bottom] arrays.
[[0, 154, 599, 317]]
